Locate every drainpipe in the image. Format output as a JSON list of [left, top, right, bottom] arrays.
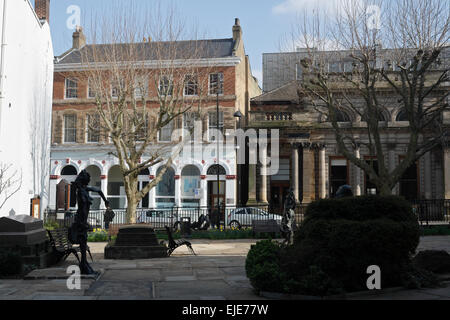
[[0, 0, 8, 135]]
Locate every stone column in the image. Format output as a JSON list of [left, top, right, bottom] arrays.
[[291, 146, 300, 203], [319, 146, 326, 199], [246, 164, 258, 205], [354, 147, 362, 196], [424, 151, 432, 199], [302, 145, 315, 203], [175, 176, 182, 207], [200, 178, 208, 207], [444, 148, 450, 199], [100, 176, 108, 209], [259, 145, 268, 204]]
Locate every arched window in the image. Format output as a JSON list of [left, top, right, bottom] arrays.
[[362, 109, 387, 122], [181, 165, 201, 207], [107, 166, 125, 209], [396, 109, 408, 122], [60, 165, 78, 208], [61, 165, 77, 176], [207, 165, 226, 175], [325, 110, 350, 122], [155, 167, 175, 208]]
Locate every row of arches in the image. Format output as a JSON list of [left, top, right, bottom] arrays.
[[58, 163, 228, 209], [323, 108, 411, 123]]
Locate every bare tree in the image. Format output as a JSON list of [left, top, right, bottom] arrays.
[[68, 2, 217, 223], [0, 163, 22, 210], [290, 0, 449, 195]]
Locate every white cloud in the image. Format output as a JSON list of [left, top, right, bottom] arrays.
[[272, 0, 342, 15]]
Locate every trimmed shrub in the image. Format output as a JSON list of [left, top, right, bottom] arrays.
[[245, 240, 288, 293], [246, 195, 422, 295]]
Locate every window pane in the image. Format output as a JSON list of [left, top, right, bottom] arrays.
[[208, 111, 224, 141], [184, 75, 198, 95], [64, 115, 77, 143], [87, 114, 100, 142], [156, 167, 175, 196], [159, 76, 173, 96], [65, 78, 78, 98], [209, 73, 223, 94]]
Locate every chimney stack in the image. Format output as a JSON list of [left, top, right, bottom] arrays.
[[232, 18, 242, 42], [35, 0, 50, 23], [72, 26, 86, 50]]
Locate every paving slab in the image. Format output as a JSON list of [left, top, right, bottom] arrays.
[[101, 269, 162, 281], [85, 280, 154, 298]]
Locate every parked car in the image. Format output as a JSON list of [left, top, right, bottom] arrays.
[[227, 207, 282, 229]]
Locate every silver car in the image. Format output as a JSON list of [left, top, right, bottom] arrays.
[[226, 207, 282, 229]]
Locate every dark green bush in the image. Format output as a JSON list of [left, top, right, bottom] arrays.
[[246, 196, 421, 295], [303, 195, 417, 222], [0, 250, 22, 276], [245, 240, 288, 293]]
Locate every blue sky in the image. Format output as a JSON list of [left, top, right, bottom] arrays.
[[43, 0, 317, 86]]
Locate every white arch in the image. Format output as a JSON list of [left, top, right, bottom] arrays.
[[57, 161, 81, 176], [203, 160, 231, 176]]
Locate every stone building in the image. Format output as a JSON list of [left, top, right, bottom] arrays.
[[49, 19, 261, 211], [249, 47, 450, 212], [0, 0, 54, 217]]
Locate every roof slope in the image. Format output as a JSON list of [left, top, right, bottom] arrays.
[[56, 38, 236, 64]]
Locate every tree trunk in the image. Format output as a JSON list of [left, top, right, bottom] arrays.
[[378, 182, 393, 196], [124, 175, 140, 224], [126, 195, 138, 224]]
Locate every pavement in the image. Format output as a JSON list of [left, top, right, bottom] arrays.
[[0, 236, 449, 300]]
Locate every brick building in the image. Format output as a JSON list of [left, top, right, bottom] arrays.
[[49, 19, 261, 211]]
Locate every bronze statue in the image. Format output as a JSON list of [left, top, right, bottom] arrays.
[[71, 170, 110, 275], [282, 188, 296, 245]]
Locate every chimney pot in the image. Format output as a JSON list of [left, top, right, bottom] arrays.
[[232, 18, 242, 42], [35, 0, 50, 23], [73, 26, 86, 50]]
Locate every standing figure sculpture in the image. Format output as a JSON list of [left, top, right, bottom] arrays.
[[71, 170, 110, 275], [282, 189, 296, 245]]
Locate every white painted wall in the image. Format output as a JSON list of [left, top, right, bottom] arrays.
[[0, 0, 54, 217]]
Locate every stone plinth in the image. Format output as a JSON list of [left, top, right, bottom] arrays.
[[104, 225, 167, 260], [0, 215, 52, 270]]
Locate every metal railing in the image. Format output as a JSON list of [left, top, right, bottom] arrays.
[[42, 199, 450, 231]]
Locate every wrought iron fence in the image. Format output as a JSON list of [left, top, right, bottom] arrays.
[[42, 199, 450, 231]]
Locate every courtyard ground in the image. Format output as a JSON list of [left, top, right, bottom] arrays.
[[0, 236, 448, 300]]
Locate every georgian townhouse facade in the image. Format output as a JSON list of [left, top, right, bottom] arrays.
[[248, 47, 450, 213], [49, 19, 261, 211]]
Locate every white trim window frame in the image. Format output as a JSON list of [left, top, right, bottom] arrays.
[[209, 72, 224, 95], [65, 78, 78, 99], [158, 115, 173, 142], [208, 111, 224, 142], [63, 114, 77, 143], [134, 77, 148, 99], [86, 114, 100, 143], [158, 75, 173, 97], [184, 74, 198, 96], [183, 112, 200, 141], [111, 79, 125, 98], [87, 78, 96, 99]]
